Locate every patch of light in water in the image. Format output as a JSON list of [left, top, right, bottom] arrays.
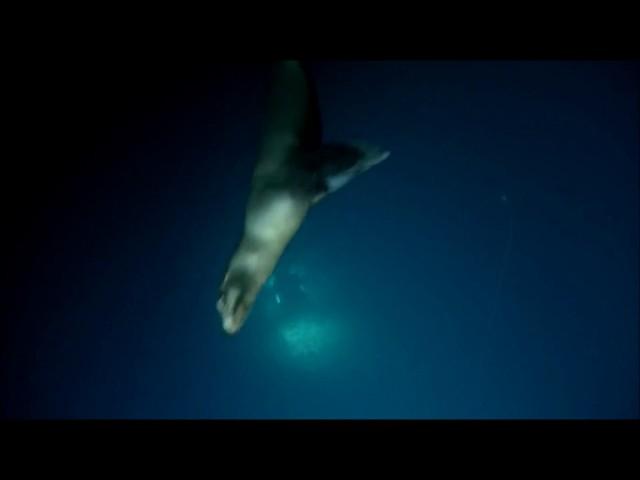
[[274, 314, 349, 368], [281, 321, 328, 356]]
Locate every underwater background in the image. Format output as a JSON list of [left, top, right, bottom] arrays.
[[3, 60, 638, 419]]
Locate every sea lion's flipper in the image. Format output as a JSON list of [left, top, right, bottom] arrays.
[[306, 142, 390, 202], [256, 61, 322, 177]]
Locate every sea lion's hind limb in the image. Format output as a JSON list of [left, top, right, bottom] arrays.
[[261, 61, 322, 155]]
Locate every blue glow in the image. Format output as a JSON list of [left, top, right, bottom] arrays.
[[281, 320, 328, 356]]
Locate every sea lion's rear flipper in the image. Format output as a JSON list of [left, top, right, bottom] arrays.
[[306, 142, 390, 202], [256, 61, 322, 177]]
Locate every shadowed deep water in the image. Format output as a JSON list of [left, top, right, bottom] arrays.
[[3, 61, 638, 418]]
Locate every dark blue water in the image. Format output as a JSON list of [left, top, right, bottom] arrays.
[[3, 61, 638, 418]]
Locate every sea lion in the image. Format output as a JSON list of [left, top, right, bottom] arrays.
[[217, 61, 389, 334]]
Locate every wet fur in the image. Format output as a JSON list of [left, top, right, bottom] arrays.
[[217, 166, 314, 334]]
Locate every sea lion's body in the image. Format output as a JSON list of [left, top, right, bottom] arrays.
[[217, 61, 389, 334]]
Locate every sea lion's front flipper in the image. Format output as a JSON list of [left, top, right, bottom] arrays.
[[256, 61, 322, 178], [305, 142, 390, 202]]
